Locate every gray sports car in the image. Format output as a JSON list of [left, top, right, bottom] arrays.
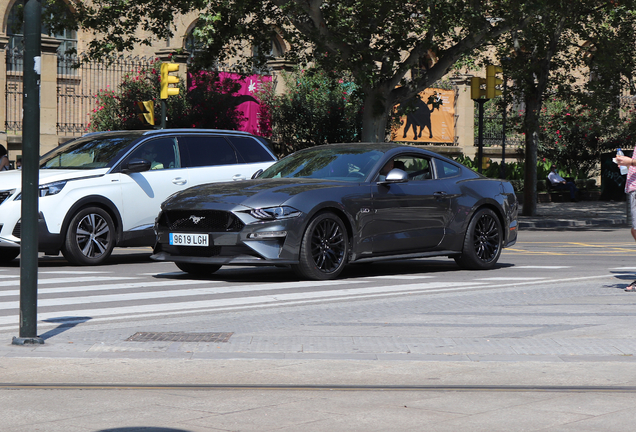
[[151, 143, 518, 280]]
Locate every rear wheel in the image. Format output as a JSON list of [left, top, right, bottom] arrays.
[[0, 248, 20, 263], [176, 262, 222, 276], [454, 208, 502, 270], [62, 207, 115, 266], [292, 212, 348, 280]]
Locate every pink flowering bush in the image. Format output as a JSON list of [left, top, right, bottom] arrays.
[[88, 62, 245, 131]]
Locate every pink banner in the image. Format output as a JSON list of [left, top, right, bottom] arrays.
[[218, 72, 272, 136]]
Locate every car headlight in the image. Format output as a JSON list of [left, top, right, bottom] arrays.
[[249, 206, 301, 221], [15, 180, 67, 200]]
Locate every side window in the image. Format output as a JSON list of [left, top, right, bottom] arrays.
[[228, 136, 275, 163], [128, 137, 179, 170], [434, 158, 461, 179], [180, 136, 238, 167], [393, 155, 432, 181]]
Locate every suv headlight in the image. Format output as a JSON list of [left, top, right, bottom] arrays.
[[249, 206, 301, 221], [15, 180, 67, 200]]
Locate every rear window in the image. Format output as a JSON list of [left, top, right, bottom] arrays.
[[228, 137, 275, 163], [434, 158, 461, 178], [179, 136, 238, 167]]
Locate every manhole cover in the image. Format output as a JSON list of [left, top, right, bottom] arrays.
[[126, 332, 233, 343]]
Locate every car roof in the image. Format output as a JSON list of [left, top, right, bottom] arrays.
[[81, 129, 256, 139]]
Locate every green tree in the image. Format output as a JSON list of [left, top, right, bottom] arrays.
[[259, 67, 363, 155], [491, 1, 636, 215], [67, 0, 533, 142]]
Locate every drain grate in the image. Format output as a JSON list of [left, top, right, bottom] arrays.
[[126, 332, 233, 343]]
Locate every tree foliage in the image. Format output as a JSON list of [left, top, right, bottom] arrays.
[[66, 0, 534, 141]]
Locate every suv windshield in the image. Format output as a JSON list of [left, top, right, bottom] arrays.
[[40, 135, 138, 169]]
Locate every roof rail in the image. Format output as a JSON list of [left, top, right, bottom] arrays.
[[142, 129, 253, 136]]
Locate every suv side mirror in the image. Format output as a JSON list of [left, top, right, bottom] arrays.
[[122, 158, 151, 174]]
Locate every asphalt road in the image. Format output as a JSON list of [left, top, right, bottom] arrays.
[[3, 227, 636, 432]]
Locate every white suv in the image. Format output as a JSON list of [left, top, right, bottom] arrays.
[[0, 129, 277, 265]]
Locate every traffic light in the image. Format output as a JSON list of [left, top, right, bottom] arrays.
[[160, 63, 180, 99], [471, 77, 487, 100], [136, 100, 154, 125], [486, 65, 503, 99]]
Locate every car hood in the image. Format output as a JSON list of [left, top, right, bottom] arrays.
[[0, 169, 109, 190], [162, 178, 359, 210]]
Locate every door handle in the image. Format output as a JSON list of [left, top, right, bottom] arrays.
[[433, 191, 448, 198], [233, 174, 246, 181], [172, 177, 187, 185]]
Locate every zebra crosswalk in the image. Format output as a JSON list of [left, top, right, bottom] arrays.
[[0, 265, 613, 333]]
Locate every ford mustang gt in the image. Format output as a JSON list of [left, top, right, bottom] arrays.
[[151, 143, 518, 280]]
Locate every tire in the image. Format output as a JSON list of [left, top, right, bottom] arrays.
[[175, 262, 222, 276], [454, 208, 503, 270], [61, 207, 115, 266], [0, 248, 19, 263], [292, 212, 348, 280]]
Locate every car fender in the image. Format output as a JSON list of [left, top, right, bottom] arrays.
[[60, 195, 124, 244]]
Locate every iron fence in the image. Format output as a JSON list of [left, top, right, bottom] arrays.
[[5, 48, 23, 133], [4, 50, 155, 135], [56, 54, 155, 135]]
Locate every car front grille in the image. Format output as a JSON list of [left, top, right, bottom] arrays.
[[159, 210, 244, 232], [12, 222, 20, 239]]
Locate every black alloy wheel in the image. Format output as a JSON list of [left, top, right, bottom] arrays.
[[293, 212, 348, 280], [62, 207, 115, 266], [454, 207, 502, 270]]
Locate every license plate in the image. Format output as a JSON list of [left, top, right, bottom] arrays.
[[169, 233, 209, 247]]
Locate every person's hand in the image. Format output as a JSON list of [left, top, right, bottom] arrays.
[[616, 155, 632, 167]]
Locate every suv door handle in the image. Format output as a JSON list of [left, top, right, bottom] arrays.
[[233, 174, 246, 181], [172, 177, 187, 185], [433, 191, 448, 198]]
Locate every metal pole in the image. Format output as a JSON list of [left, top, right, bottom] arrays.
[[13, 0, 43, 345], [161, 100, 167, 129], [477, 100, 485, 174], [500, 80, 507, 179]]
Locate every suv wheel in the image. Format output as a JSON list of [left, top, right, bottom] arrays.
[[62, 207, 115, 266], [0, 249, 20, 263]]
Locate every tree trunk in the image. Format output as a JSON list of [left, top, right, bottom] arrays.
[[522, 96, 542, 216], [360, 91, 390, 142]]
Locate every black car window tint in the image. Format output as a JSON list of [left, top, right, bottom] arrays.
[[228, 136, 275, 163], [128, 138, 178, 170], [395, 156, 431, 180], [181, 136, 238, 167], [435, 158, 461, 178]]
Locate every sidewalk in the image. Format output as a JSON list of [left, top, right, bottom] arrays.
[[519, 200, 629, 229]]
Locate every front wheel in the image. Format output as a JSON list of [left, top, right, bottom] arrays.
[[176, 262, 222, 276], [292, 212, 348, 280], [0, 248, 20, 264], [454, 208, 503, 270], [62, 207, 115, 266]]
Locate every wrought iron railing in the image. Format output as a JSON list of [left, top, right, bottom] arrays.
[[56, 54, 155, 135], [5, 48, 23, 133]]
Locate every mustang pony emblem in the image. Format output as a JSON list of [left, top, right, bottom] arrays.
[[189, 215, 205, 224]]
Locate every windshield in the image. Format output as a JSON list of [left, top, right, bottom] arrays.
[[40, 135, 138, 169], [260, 147, 384, 181]]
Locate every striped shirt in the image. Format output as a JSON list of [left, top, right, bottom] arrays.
[[626, 147, 636, 193]]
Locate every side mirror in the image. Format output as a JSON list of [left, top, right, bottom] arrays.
[[122, 158, 151, 174], [251, 169, 264, 179], [379, 168, 408, 185]]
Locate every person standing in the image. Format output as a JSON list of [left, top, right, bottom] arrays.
[[616, 152, 636, 291], [0, 144, 10, 171]]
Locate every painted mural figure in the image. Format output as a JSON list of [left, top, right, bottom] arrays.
[[402, 98, 434, 140]]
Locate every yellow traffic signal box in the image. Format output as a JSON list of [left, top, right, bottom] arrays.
[[160, 63, 180, 99]]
